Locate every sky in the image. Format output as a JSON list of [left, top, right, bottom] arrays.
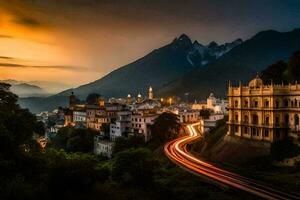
[[0, 0, 300, 91]]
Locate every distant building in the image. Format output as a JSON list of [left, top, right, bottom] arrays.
[[94, 135, 113, 158], [110, 111, 131, 141], [200, 114, 224, 133], [148, 86, 153, 100], [227, 75, 300, 142], [130, 111, 158, 141], [192, 93, 228, 114]]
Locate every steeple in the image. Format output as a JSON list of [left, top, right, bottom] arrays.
[[148, 86, 153, 99], [69, 91, 76, 107]]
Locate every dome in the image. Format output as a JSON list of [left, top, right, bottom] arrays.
[[249, 74, 263, 87]]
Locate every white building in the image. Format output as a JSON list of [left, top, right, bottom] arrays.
[[192, 93, 228, 114], [110, 111, 131, 141], [130, 111, 158, 142], [199, 114, 224, 133], [94, 136, 113, 158]]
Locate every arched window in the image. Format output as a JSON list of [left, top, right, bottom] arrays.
[[264, 99, 269, 107], [244, 100, 249, 108], [265, 116, 270, 125]]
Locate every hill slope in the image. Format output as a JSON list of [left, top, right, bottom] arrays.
[[158, 28, 300, 100], [19, 34, 241, 112]]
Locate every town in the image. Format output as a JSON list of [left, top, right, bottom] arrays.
[[37, 86, 227, 158], [1, 1, 300, 199]]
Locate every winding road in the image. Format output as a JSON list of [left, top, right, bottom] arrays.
[[164, 122, 300, 200]]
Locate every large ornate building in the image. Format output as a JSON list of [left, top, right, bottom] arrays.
[[227, 75, 300, 142]]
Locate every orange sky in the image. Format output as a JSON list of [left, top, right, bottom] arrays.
[[1, 0, 300, 90]]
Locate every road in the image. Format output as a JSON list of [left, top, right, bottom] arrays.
[[164, 123, 300, 200]]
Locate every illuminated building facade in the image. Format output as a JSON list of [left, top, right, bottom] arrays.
[[228, 75, 300, 142]]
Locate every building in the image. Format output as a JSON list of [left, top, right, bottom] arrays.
[[110, 111, 131, 141], [94, 135, 113, 158], [130, 111, 158, 141], [148, 86, 153, 99], [192, 93, 228, 114], [200, 114, 224, 133], [227, 75, 300, 142]]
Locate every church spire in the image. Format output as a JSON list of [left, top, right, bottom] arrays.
[[148, 86, 153, 99]]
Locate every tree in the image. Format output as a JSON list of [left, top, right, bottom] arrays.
[[0, 83, 45, 157], [200, 109, 212, 119], [53, 127, 97, 153], [111, 148, 158, 187], [112, 136, 144, 155], [151, 112, 181, 142], [288, 51, 300, 82]]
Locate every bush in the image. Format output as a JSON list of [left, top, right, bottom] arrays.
[[111, 148, 159, 187]]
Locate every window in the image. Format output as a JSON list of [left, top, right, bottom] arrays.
[[265, 116, 269, 125], [234, 100, 238, 107], [244, 127, 248, 134], [235, 114, 239, 122], [284, 99, 289, 107], [234, 126, 238, 133], [252, 128, 258, 136], [285, 114, 289, 125], [264, 100, 269, 107], [254, 101, 258, 108], [244, 115, 249, 123], [264, 130, 269, 137], [252, 114, 259, 125], [244, 100, 248, 108], [275, 101, 280, 108], [275, 116, 280, 125]]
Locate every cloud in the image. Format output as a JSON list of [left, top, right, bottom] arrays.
[[13, 16, 41, 28], [0, 56, 14, 60], [0, 61, 85, 71], [0, 35, 13, 38]]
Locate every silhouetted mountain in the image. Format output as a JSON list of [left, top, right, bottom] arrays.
[[158, 28, 300, 100]]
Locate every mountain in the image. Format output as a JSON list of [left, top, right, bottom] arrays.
[[158, 28, 300, 100], [57, 34, 241, 99], [1, 79, 70, 94], [19, 34, 241, 113], [0, 80, 48, 97]]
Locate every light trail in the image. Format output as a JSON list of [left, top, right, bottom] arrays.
[[164, 123, 300, 200]]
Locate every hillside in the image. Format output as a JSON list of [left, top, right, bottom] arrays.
[[19, 34, 241, 113], [158, 28, 300, 100]]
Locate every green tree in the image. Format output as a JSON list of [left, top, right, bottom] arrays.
[[199, 109, 212, 119], [287, 51, 300, 82], [151, 112, 181, 142], [111, 148, 158, 187]]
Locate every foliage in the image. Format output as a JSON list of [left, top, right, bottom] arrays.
[[199, 109, 213, 119], [112, 135, 144, 155], [111, 148, 159, 187], [52, 127, 98, 153], [261, 51, 300, 84], [151, 112, 181, 142], [271, 138, 300, 161]]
